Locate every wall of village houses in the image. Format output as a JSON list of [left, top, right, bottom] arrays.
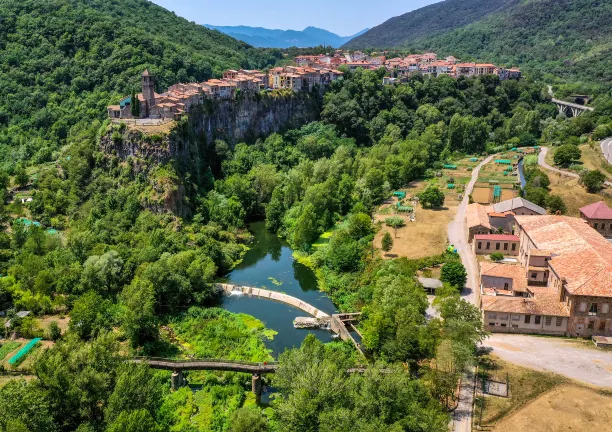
[[481, 275, 514, 291], [488, 216, 515, 234], [473, 239, 519, 255], [468, 225, 491, 241], [569, 295, 612, 336], [484, 311, 568, 335]]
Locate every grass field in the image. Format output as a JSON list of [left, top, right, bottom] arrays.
[[548, 174, 612, 217], [579, 143, 612, 182], [476, 354, 612, 431], [373, 179, 460, 259]]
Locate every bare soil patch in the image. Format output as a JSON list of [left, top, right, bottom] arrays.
[[373, 180, 459, 259], [493, 385, 612, 432]]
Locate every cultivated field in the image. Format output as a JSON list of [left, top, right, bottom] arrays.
[[473, 151, 523, 204]]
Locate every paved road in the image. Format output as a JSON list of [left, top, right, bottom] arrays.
[[601, 137, 612, 164], [539, 146, 612, 187], [447, 155, 494, 432], [483, 334, 612, 388], [538, 147, 579, 179]]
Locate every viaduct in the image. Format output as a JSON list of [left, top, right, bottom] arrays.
[[552, 98, 594, 118]]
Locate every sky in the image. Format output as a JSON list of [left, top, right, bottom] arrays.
[[150, 0, 441, 36]]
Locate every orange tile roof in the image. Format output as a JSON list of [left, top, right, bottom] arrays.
[[482, 292, 569, 317], [515, 215, 612, 297], [480, 262, 528, 292], [467, 203, 493, 230], [529, 249, 552, 257]]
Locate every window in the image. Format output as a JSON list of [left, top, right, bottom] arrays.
[[589, 303, 598, 316], [496, 243, 501, 250], [579, 302, 587, 312], [588, 321, 594, 330], [545, 316, 552, 326], [499, 314, 508, 321], [531, 273, 537, 279], [512, 244, 517, 251], [489, 313, 497, 319], [512, 315, 520, 321], [599, 321, 606, 331], [525, 315, 531, 324], [504, 283, 509, 289], [594, 223, 598, 230], [486, 242, 490, 249], [556, 317, 563, 327], [489, 323, 495, 327], [602, 304, 609, 314], [478, 242, 482, 249], [535, 315, 541, 325], [501, 323, 507, 327], [504, 243, 509, 251]]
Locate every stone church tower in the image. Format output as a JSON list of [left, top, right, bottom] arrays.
[[141, 69, 156, 117]]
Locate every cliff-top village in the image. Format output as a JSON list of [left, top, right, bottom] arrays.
[[108, 51, 520, 121]]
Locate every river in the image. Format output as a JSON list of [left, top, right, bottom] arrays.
[[220, 221, 337, 357]]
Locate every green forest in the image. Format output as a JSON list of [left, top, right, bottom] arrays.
[[346, 0, 612, 87], [1, 59, 609, 430], [1, 0, 612, 430], [0, 0, 282, 170]]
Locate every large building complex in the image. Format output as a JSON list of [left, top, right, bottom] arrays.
[[479, 215, 612, 337]]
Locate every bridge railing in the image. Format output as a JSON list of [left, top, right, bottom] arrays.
[[131, 356, 279, 366]]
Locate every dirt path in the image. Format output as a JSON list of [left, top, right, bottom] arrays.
[[448, 155, 494, 432], [483, 334, 612, 388], [448, 155, 495, 305]]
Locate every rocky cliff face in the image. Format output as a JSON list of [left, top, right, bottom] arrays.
[[100, 91, 321, 216], [101, 91, 321, 165]]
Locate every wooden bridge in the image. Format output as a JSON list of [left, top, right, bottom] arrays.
[[552, 98, 594, 118], [130, 357, 278, 373]]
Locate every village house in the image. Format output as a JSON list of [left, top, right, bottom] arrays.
[[473, 234, 520, 256], [579, 201, 612, 238], [479, 215, 612, 337], [466, 197, 546, 241]]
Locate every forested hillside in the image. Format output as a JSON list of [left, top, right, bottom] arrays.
[[346, 0, 612, 86], [343, 0, 519, 49], [0, 0, 281, 169]]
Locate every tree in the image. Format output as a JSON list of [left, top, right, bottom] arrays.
[[346, 213, 373, 240], [0, 380, 56, 432], [293, 204, 319, 251], [581, 170, 606, 193], [545, 194, 566, 214], [130, 93, 141, 118], [553, 144, 581, 166], [441, 261, 467, 289], [229, 407, 268, 432], [79, 250, 124, 295], [14, 165, 29, 189], [46, 321, 61, 341], [419, 186, 445, 208], [119, 278, 157, 348], [381, 232, 393, 252], [69, 291, 114, 339], [107, 410, 160, 432]]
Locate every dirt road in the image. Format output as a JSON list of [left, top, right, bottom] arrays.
[[540, 146, 612, 187], [484, 334, 612, 388], [448, 155, 494, 432], [448, 155, 494, 305]]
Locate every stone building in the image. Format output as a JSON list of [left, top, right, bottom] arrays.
[[580, 201, 612, 238], [480, 215, 612, 337]]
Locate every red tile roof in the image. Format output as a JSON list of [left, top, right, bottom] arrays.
[[580, 201, 612, 220], [474, 234, 519, 241]]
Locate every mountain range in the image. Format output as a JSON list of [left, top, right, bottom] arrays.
[[344, 0, 612, 85], [205, 25, 368, 48]]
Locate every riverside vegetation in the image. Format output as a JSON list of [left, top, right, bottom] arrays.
[[1, 10, 612, 428]]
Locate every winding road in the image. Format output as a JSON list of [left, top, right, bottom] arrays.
[[539, 145, 612, 187], [601, 137, 612, 165], [447, 155, 494, 432]]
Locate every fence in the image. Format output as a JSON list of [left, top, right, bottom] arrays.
[[111, 118, 174, 127]]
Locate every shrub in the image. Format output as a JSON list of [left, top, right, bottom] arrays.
[[381, 232, 393, 252], [553, 144, 581, 166], [440, 261, 467, 289], [384, 217, 405, 229], [46, 321, 62, 341], [490, 252, 504, 262], [419, 186, 445, 208], [581, 170, 606, 193]]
